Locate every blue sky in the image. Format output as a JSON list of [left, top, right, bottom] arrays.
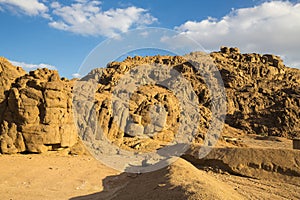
[[0, 0, 300, 78]]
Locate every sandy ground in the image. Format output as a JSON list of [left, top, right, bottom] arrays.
[[214, 171, 300, 200], [0, 150, 299, 200], [0, 128, 298, 200], [0, 154, 119, 200]]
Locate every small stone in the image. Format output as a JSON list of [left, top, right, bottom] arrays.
[[126, 123, 145, 137]]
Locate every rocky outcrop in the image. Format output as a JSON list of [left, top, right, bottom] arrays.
[[0, 58, 27, 154], [212, 47, 300, 138], [0, 60, 78, 154], [0, 58, 26, 121], [74, 55, 212, 153], [76, 49, 299, 153], [0, 47, 299, 154]]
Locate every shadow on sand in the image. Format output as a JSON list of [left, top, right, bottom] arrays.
[[69, 165, 188, 200]]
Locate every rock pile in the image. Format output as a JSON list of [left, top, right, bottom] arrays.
[[0, 47, 299, 154]]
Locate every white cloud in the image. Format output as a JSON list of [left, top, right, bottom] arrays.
[[174, 1, 300, 68], [48, 1, 157, 37], [0, 0, 48, 16], [72, 73, 82, 78], [0, 0, 157, 37], [10, 60, 57, 71]]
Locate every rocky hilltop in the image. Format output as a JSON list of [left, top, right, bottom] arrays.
[[0, 47, 299, 154], [213, 47, 299, 138]]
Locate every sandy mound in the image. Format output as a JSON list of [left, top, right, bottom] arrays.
[[72, 158, 244, 200]]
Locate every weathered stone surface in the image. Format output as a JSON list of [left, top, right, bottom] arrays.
[[0, 58, 26, 123], [74, 48, 299, 153], [0, 60, 79, 154], [126, 123, 144, 137], [0, 47, 299, 154], [211, 47, 300, 138]]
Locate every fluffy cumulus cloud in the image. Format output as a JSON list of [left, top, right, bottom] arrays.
[[0, 0, 157, 37], [10, 60, 57, 71], [175, 1, 300, 68], [0, 0, 48, 16], [48, 1, 157, 37]]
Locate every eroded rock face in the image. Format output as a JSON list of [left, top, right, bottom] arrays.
[[212, 47, 300, 138], [0, 58, 27, 154], [0, 58, 26, 121], [74, 55, 213, 153], [0, 47, 299, 154], [0, 63, 78, 154], [103, 84, 181, 152], [78, 49, 299, 153]]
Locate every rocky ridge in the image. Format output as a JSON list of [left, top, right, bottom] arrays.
[[0, 47, 299, 154], [213, 47, 300, 138]]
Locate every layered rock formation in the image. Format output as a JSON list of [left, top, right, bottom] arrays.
[[0, 47, 299, 154], [0, 58, 78, 154]]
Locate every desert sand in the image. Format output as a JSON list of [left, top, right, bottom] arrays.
[[0, 149, 299, 200], [1, 133, 300, 200]]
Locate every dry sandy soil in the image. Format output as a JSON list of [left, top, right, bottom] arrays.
[[1, 134, 299, 200]]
